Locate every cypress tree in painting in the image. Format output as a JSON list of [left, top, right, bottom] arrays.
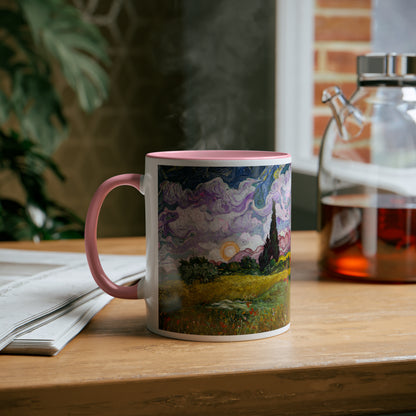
[[259, 203, 280, 272]]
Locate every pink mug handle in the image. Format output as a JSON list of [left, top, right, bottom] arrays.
[[85, 174, 143, 299]]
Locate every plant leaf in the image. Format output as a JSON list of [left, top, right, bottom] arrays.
[[0, 198, 33, 241], [58, 51, 109, 110], [0, 91, 10, 124], [18, 0, 110, 113], [11, 71, 67, 153]]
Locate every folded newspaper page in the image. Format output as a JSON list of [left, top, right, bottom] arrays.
[[0, 249, 145, 356]]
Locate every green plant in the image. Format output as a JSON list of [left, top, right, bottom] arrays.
[[0, 0, 109, 240]]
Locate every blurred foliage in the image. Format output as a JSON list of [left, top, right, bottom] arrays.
[[0, 0, 109, 240]]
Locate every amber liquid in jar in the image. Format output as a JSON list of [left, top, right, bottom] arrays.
[[320, 194, 416, 282]]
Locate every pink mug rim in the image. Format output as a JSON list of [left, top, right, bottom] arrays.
[[146, 150, 291, 161]]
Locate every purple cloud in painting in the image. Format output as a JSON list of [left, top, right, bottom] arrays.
[[158, 165, 290, 278]]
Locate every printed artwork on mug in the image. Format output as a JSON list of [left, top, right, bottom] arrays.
[[158, 164, 291, 336]]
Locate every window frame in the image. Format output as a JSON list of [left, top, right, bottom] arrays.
[[275, 0, 318, 176]]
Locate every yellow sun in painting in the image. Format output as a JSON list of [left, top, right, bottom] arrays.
[[220, 241, 240, 261]]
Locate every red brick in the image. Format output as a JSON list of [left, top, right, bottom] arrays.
[[316, 0, 372, 9], [314, 136, 371, 162], [315, 116, 371, 140], [340, 127, 371, 144], [357, 123, 371, 141], [333, 144, 371, 163], [315, 16, 371, 42], [314, 117, 372, 162], [314, 115, 332, 139], [327, 51, 364, 74]]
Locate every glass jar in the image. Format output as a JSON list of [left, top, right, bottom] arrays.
[[318, 53, 416, 282]]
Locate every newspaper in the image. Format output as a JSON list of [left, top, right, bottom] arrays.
[[0, 249, 145, 356]]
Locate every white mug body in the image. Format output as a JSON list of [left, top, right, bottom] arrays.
[[141, 151, 291, 341]]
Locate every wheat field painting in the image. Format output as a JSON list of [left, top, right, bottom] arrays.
[[157, 164, 291, 335]]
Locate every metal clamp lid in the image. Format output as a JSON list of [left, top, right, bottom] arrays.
[[357, 53, 416, 84]]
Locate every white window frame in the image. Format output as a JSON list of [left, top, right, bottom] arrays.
[[275, 0, 318, 176]]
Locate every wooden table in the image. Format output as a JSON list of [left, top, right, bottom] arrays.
[[0, 231, 415, 416]]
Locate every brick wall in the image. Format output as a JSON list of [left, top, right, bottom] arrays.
[[313, 0, 372, 155]]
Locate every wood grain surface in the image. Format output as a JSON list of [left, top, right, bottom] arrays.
[[0, 232, 415, 415]]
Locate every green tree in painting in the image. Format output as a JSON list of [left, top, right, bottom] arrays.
[[179, 256, 218, 285], [258, 203, 280, 272], [240, 256, 259, 273]]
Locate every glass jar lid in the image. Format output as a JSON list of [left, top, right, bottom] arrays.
[[357, 53, 416, 85]]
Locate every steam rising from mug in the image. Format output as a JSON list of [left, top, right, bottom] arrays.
[[156, 0, 275, 150]]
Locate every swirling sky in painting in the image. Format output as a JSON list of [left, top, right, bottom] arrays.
[[158, 164, 291, 279]]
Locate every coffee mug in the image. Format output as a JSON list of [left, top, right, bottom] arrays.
[[85, 150, 291, 341]]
